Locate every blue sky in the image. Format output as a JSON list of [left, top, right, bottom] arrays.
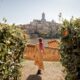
[[0, 0, 80, 24]]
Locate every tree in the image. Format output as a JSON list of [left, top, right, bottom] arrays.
[[60, 18, 80, 80]]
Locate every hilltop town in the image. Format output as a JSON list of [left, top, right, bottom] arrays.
[[20, 13, 61, 38]]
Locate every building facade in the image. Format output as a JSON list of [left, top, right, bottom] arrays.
[[20, 13, 60, 38]]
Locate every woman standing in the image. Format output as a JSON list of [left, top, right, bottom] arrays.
[[34, 38, 45, 75]]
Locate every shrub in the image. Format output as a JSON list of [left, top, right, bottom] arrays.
[[60, 18, 80, 80], [0, 23, 28, 80]]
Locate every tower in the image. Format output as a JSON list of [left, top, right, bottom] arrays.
[[41, 12, 46, 22]]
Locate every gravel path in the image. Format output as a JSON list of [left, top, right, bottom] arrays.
[[21, 60, 66, 80]]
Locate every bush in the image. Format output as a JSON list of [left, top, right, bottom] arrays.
[[0, 23, 28, 80], [60, 18, 80, 80]]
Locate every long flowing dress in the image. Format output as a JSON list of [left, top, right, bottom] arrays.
[[34, 42, 44, 70]]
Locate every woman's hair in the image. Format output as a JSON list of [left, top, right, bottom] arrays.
[[39, 38, 42, 43]]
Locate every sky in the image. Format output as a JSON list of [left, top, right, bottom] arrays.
[[0, 0, 80, 24]]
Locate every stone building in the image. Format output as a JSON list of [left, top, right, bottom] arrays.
[[20, 13, 60, 38]]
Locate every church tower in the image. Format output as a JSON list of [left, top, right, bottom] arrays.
[[41, 12, 46, 22]]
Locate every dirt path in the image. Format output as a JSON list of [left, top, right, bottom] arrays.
[[21, 60, 66, 80]]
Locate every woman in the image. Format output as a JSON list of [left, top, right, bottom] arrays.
[[34, 38, 45, 75]]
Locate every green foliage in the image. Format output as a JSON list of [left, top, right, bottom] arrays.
[[0, 23, 28, 80], [60, 18, 80, 80]]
